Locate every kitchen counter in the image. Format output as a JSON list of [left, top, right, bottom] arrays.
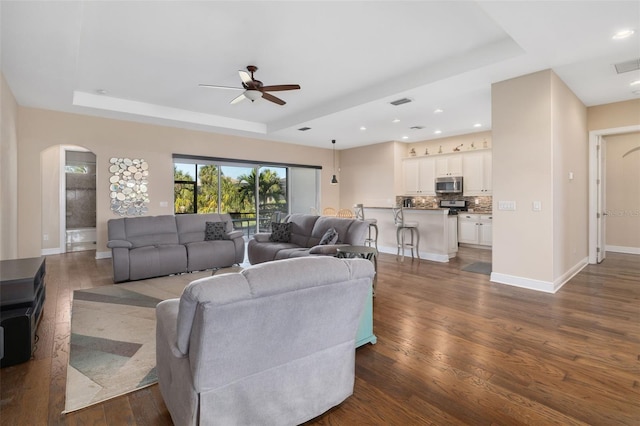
[[363, 207, 458, 262]]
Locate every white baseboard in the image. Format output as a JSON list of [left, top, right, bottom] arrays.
[[552, 257, 589, 292], [95, 250, 112, 260], [490, 272, 555, 293], [606, 245, 640, 255], [377, 245, 450, 263], [490, 257, 588, 294]]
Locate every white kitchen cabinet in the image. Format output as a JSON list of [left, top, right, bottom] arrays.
[[478, 215, 492, 246], [462, 150, 492, 195], [436, 155, 463, 177], [448, 216, 459, 254], [457, 214, 492, 247], [403, 157, 435, 195]]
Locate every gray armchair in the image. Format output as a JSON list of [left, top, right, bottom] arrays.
[[155, 256, 375, 426]]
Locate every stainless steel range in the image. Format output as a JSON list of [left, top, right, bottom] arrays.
[[440, 199, 468, 215]]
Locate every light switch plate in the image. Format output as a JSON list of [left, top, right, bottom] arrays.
[[498, 201, 516, 211]]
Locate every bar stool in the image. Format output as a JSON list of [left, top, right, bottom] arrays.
[[322, 207, 337, 216], [392, 205, 419, 261], [354, 204, 378, 250]]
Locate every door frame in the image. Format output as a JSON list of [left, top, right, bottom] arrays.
[[588, 125, 640, 264]]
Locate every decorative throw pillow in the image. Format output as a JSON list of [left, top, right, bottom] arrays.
[[205, 221, 228, 241], [269, 222, 292, 243], [319, 227, 339, 245]]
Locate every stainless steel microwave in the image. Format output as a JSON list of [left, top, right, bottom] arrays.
[[435, 176, 463, 194]]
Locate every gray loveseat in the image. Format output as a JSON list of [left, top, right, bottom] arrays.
[[156, 256, 375, 426], [247, 213, 369, 265], [107, 213, 244, 283]]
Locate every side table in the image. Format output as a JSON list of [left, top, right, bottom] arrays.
[[335, 245, 378, 274], [335, 245, 378, 348]]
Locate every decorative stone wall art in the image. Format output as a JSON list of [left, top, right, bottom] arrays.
[[108, 157, 150, 216]]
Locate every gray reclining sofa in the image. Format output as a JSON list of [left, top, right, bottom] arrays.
[[247, 213, 369, 265], [107, 213, 244, 283], [156, 256, 375, 426]]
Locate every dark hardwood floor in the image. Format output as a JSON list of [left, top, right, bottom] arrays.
[[1, 247, 638, 425]]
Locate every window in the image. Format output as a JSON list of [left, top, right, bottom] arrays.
[[173, 155, 320, 234]]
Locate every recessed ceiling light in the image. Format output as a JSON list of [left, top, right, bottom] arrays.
[[434, 130, 442, 134], [95, 89, 108, 95], [433, 108, 443, 114], [360, 126, 367, 131], [392, 118, 400, 123], [473, 123, 482, 128], [631, 80, 640, 86], [613, 29, 635, 40], [402, 136, 409, 140]]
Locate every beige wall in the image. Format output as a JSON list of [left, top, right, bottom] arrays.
[[604, 132, 640, 251], [491, 69, 588, 291], [16, 107, 337, 258], [339, 141, 398, 209], [41, 145, 62, 251], [492, 70, 555, 284], [551, 72, 589, 279], [1, 73, 19, 260], [587, 99, 640, 131]]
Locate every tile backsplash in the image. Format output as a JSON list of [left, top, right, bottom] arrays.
[[396, 195, 493, 213]]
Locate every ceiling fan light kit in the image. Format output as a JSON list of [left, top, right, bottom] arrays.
[[200, 65, 300, 105], [244, 90, 262, 102]]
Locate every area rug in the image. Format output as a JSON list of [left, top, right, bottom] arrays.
[[461, 261, 492, 275], [63, 270, 214, 414]]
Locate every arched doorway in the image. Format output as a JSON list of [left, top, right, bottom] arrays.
[[40, 145, 96, 254]]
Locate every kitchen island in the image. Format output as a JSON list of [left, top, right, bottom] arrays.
[[363, 207, 458, 262]]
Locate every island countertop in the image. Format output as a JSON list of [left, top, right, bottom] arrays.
[[362, 206, 458, 262]]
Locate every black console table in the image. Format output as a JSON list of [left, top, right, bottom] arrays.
[[0, 256, 46, 367]]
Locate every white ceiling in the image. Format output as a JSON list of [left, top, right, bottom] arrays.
[[2, 1, 639, 150]]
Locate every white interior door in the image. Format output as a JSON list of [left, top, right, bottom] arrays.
[[597, 136, 606, 263]]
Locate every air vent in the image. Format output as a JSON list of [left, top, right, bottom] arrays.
[[614, 58, 640, 74], [298, 127, 312, 131], [389, 97, 412, 106], [410, 126, 424, 130]]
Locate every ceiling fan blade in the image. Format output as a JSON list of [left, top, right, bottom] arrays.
[[239, 70, 252, 84], [199, 84, 244, 91], [261, 84, 300, 92], [230, 93, 247, 104], [262, 92, 286, 105]]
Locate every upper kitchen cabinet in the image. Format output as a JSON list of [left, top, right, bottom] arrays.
[[403, 157, 436, 195], [462, 150, 492, 196], [435, 155, 463, 177]]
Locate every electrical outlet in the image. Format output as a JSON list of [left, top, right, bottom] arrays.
[[43, 234, 49, 241], [533, 201, 542, 211]]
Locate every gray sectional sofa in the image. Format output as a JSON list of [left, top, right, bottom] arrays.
[[107, 213, 244, 283], [247, 213, 369, 265], [156, 256, 375, 426]]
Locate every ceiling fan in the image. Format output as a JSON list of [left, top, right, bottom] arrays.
[[199, 65, 301, 105]]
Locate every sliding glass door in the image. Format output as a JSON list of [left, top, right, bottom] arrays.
[[173, 155, 319, 237]]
